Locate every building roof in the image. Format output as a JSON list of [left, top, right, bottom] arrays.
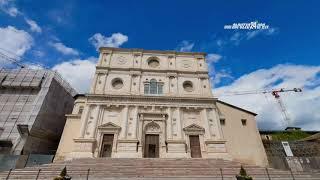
[[0, 68, 77, 97], [99, 47, 207, 56], [0, 68, 45, 89], [216, 100, 258, 116]]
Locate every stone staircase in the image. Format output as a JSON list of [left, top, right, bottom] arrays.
[[1, 158, 320, 180]]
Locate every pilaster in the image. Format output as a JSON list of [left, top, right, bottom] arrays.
[[120, 105, 129, 139], [79, 105, 91, 138]]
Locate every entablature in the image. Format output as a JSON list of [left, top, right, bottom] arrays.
[[83, 94, 218, 109], [95, 66, 208, 74]]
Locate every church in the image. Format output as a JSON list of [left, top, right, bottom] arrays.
[[55, 47, 268, 166]]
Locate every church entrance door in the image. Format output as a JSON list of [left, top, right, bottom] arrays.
[[190, 135, 201, 158], [144, 134, 159, 158], [100, 134, 114, 157]]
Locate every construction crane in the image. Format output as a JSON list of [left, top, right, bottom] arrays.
[[215, 88, 302, 128]]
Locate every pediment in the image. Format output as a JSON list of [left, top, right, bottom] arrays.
[[183, 124, 205, 134], [98, 122, 121, 130]]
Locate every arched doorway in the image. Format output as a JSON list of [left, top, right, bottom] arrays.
[[144, 121, 160, 158]]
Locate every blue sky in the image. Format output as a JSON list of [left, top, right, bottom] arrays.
[[1, 0, 320, 130]]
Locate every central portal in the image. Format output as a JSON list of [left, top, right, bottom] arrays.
[[144, 134, 159, 158], [100, 134, 114, 157], [190, 135, 202, 158]]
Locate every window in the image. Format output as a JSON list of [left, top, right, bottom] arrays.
[[144, 79, 163, 95], [112, 78, 124, 89], [183, 81, 194, 92], [78, 106, 84, 114], [148, 58, 160, 68], [241, 119, 247, 126], [220, 119, 225, 125]]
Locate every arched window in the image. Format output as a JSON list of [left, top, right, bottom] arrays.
[[144, 79, 163, 95]]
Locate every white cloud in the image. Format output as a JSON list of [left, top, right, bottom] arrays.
[[89, 33, 128, 51], [52, 57, 97, 93], [216, 27, 278, 47], [246, 27, 277, 40], [25, 18, 42, 33], [213, 70, 233, 85], [177, 40, 194, 52], [214, 64, 320, 130], [207, 53, 222, 63], [49, 42, 79, 56], [0, 0, 19, 17], [205, 53, 232, 87], [32, 50, 45, 58], [0, 26, 33, 57]]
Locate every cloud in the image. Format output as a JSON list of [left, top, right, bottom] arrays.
[[25, 18, 42, 33], [205, 53, 232, 87], [177, 40, 194, 52], [0, 0, 20, 17], [52, 57, 97, 93], [214, 64, 320, 130], [246, 28, 278, 40], [213, 70, 233, 85], [89, 33, 128, 51], [207, 53, 222, 63], [217, 27, 278, 47], [49, 42, 79, 56], [0, 26, 33, 57]]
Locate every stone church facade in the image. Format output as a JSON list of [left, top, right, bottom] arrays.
[[55, 47, 268, 166]]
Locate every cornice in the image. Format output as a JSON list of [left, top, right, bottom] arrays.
[[99, 47, 206, 57], [85, 94, 217, 102], [66, 114, 81, 118], [95, 66, 208, 74]]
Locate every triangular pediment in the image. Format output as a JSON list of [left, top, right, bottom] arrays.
[[98, 122, 121, 129], [183, 124, 205, 131]]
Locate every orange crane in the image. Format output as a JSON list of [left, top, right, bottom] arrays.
[[215, 88, 302, 128]]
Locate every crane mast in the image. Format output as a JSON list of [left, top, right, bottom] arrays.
[[215, 88, 302, 128]]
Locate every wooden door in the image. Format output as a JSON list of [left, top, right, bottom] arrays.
[[100, 134, 114, 157], [144, 134, 159, 158], [189, 135, 201, 158]]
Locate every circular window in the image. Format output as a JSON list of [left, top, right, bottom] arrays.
[[183, 81, 193, 92], [148, 58, 160, 68], [112, 78, 123, 89]]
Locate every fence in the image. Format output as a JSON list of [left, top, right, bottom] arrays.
[[0, 154, 54, 171], [2, 167, 315, 180]]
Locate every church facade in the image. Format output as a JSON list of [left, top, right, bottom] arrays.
[[55, 47, 268, 166]]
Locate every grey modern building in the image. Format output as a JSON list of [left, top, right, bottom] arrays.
[[0, 68, 76, 156]]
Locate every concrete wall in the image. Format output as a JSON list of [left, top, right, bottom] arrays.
[[0, 69, 76, 155], [263, 140, 320, 171], [217, 101, 268, 167]]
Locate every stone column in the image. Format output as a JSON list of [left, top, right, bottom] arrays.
[[128, 73, 132, 93], [176, 107, 182, 139], [90, 105, 101, 138], [165, 76, 170, 95], [212, 108, 223, 139], [102, 73, 108, 93], [120, 105, 129, 139], [199, 78, 204, 96], [137, 75, 141, 94], [202, 108, 212, 139], [79, 105, 91, 138], [89, 74, 98, 94], [106, 52, 112, 67], [167, 107, 172, 139], [132, 106, 139, 139]]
